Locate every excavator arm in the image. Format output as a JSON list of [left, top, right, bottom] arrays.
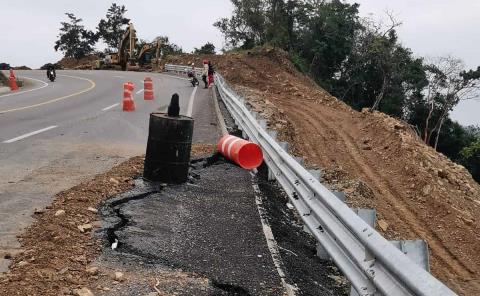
[[118, 23, 136, 71]]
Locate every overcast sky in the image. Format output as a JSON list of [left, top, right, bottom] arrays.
[[1, 0, 478, 125]]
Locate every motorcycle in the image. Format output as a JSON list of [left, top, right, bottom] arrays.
[[47, 69, 56, 82], [187, 71, 199, 87]]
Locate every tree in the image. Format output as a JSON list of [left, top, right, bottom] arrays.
[[422, 57, 480, 149], [0, 63, 11, 70], [54, 13, 98, 59], [214, 0, 267, 49], [97, 3, 130, 52], [153, 36, 183, 57], [194, 42, 216, 54]]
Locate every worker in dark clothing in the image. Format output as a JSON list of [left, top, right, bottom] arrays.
[[202, 59, 209, 89], [208, 61, 215, 88]]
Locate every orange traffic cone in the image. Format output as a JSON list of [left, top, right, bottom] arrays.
[[144, 77, 154, 100], [9, 76, 18, 91], [122, 82, 135, 112], [9, 69, 18, 91]]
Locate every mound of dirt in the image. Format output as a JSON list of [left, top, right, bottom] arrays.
[[165, 49, 480, 295], [57, 55, 98, 70]]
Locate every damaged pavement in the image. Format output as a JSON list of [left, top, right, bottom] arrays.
[[95, 154, 347, 295]]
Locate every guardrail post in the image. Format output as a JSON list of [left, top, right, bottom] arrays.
[[333, 191, 346, 202], [258, 119, 267, 130], [351, 239, 430, 296], [267, 130, 279, 181], [278, 141, 289, 152], [389, 240, 430, 272], [294, 156, 304, 167], [308, 169, 323, 182]]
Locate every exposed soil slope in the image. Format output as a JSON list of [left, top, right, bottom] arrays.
[[165, 50, 480, 295]]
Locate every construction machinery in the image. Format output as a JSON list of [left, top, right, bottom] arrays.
[[93, 23, 138, 71], [92, 23, 165, 71], [137, 39, 163, 71]]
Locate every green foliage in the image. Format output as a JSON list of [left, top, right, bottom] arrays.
[[154, 36, 183, 57], [460, 136, 480, 182], [288, 51, 308, 73], [40, 63, 63, 70], [97, 3, 130, 51], [194, 42, 216, 54], [54, 13, 98, 59], [0, 63, 11, 70], [214, 0, 267, 49], [0, 71, 8, 86]]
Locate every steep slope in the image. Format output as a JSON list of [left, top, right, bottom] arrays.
[[166, 49, 480, 295]]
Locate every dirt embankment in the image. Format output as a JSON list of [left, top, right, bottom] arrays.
[[57, 55, 98, 70], [166, 49, 480, 295]]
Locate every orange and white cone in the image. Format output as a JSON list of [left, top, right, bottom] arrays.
[[144, 77, 154, 100], [122, 82, 135, 112]]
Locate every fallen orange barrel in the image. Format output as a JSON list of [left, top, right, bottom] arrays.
[[122, 82, 135, 112], [217, 134, 263, 169], [144, 77, 154, 100]]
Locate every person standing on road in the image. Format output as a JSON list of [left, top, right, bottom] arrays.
[[202, 59, 209, 89], [208, 61, 215, 88]]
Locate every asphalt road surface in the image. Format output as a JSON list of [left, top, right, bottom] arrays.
[[0, 70, 220, 271]]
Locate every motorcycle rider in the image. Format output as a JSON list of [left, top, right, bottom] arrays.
[[187, 63, 199, 86], [46, 64, 56, 81]]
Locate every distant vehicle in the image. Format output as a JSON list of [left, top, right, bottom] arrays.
[[187, 70, 199, 87], [47, 69, 55, 82]]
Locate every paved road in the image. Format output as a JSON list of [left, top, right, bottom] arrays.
[[0, 70, 220, 270]]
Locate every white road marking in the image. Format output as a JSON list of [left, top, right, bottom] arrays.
[[0, 77, 49, 99], [136, 89, 144, 94], [113, 75, 124, 78], [186, 86, 198, 117], [102, 103, 120, 111], [251, 173, 297, 296], [3, 125, 58, 143]]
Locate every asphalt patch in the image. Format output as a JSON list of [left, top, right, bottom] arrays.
[[255, 165, 349, 296], [99, 156, 284, 295]]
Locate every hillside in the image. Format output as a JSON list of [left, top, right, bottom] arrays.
[[0, 71, 7, 86], [165, 49, 480, 295]]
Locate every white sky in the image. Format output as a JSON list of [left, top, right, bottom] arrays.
[[1, 0, 478, 125]]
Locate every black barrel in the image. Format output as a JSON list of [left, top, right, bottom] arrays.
[[143, 113, 194, 183]]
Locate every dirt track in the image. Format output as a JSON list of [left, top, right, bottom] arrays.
[[165, 49, 480, 295]]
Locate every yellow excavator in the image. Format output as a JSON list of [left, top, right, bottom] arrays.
[[93, 23, 138, 71], [137, 39, 163, 71], [92, 23, 165, 71]]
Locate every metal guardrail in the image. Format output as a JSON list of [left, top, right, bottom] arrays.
[[165, 64, 457, 296], [165, 64, 203, 77]]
